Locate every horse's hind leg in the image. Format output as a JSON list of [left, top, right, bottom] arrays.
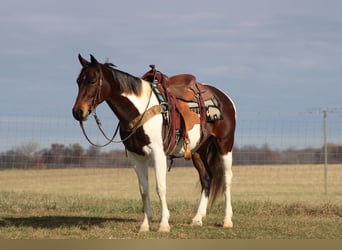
[[191, 150, 211, 226], [220, 151, 233, 228]]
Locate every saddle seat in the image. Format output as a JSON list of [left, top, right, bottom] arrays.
[[169, 74, 196, 86], [168, 74, 212, 103]]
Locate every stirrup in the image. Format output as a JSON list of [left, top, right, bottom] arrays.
[[184, 140, 192, 160]]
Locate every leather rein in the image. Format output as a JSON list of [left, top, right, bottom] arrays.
[[79, 71, 155, 147]]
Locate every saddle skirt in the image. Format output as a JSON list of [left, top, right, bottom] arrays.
[[141, 65, 223, 160]]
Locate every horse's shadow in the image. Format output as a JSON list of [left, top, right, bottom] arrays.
[[0, 216, 137, 229]]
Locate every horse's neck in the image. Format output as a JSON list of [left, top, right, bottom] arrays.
[[106, 79, 155, 126], [122, 80, 154, 112]]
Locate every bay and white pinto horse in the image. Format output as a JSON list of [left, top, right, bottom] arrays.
[[72, 54, 236, 232]]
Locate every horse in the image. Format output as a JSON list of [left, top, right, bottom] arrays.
[[72, 54, 236, 232]]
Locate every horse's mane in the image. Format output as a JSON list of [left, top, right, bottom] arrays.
[[103, 62, 142, 96]]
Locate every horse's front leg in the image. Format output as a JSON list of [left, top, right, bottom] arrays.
[[152, 147, 170, 232], [128, 152, 153, 232]]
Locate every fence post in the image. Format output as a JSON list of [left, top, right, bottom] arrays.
[[323, 110, 328, 194]]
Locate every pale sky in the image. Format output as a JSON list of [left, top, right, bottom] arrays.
[[1, 0, 342, 151]]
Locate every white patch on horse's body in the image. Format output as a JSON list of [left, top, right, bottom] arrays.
[[122, 79, 164, 153], [122, 79, 171, 232], [168, 124, 201, 157], [121, 80, 156, 113]]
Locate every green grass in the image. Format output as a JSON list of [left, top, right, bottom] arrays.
[[0, 166, 342, 239], [0, 191, 341, 239]]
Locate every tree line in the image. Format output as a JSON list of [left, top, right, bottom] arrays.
[[234, 143, 342, 165], [0, 143, 130, 169], [0, 142, 341, 169]]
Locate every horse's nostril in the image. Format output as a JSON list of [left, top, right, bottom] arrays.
[[72, 109, 83, 121], [77, 109, 84, 118]]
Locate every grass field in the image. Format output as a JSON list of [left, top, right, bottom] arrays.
[[0, 165, 342, 239]]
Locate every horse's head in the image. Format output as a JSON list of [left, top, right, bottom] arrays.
[[72, 54, 105, 121]]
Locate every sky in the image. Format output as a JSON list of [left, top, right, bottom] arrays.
[[1, 0, 342, 150], [1, 0, 341, 116]]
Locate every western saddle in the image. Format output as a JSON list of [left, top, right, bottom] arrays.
[[139, 65, 221, 160]]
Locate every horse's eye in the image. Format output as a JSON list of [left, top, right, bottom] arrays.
[[87, 71, 99, 84], [81, 75, 97, 84], [89, 77, 97, 84]]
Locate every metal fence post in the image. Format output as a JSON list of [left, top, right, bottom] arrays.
[[323, 110, 328, 194]]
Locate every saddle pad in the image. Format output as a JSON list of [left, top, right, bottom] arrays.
[[187, 97, 223, 122], [206, 105, 223, 121]]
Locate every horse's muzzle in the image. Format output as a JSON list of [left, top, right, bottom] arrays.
[[72, 109, 88, 121]]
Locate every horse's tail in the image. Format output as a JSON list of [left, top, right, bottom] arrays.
[[207, 142, 226, 209]]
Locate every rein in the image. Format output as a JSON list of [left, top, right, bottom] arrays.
[[79, 72, 155, 147], [79, 117, 120, 147]]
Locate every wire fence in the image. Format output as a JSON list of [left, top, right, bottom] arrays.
[[0, 111, 341, 196], [1, 111, 342, 168]]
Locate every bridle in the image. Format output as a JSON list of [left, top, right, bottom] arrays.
[[78, 69, 118, 147], [78, 67, 154, 147]]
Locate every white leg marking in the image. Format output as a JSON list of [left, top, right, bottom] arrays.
[[141, 106, 170, 232], [221, 152, 233, 228], [191, 191, 208, 226], [152, 146, 170, 232], [128, 152, 152, 232]]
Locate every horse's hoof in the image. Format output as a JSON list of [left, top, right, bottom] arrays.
[[191, 220, 203, 227], [223, 219, 233, 228], [158, 224, 170, 232], [139, 225, 149, 232]]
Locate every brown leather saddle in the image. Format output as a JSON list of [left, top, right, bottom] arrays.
[[141, 65, 221, 160]]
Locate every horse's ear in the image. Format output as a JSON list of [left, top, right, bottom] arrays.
[[78, 54, 89, 66], [90, 54, 99, 65]]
